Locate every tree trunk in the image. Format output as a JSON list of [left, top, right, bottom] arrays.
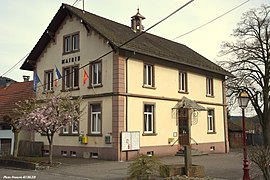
[[48, 134, 54, 165], [13, 130, 19, 158], [263, 117, 270, 146]]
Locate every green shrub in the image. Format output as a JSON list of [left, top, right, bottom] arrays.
[[128, 154, 167, 179]]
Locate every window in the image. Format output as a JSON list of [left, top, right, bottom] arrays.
[[62, 65, 79, 90], [179, 71, 188, 93], [62, 126, 69, 134], [89, 104, 102, 135], [61, 106, 80, 135], [63, 32, 80, 53], [73, 66, 79, 87], [144, 64, 154, 87], [72, 34, 79, 51], [90, 61, 102, 86], [61, 123, 79, 135], [64, 36, 71, 53], [72, 122, 79, 134], [206, 77, 214, 96], [207, 109, 215, 133], [144, 104, 154, 134], [44, 70, 54, 91]]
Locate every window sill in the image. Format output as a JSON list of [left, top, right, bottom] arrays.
[[178, 90, 189, 94], [87, 133, 103, 137], [206, 95, 215, 98], [61, 87, 80, 92], [142, 85, 156, 90], [59, 133, 79, 136], [62, 49, 80, 55], [142, 133, 157, 136], [207, 132, 216, 134], [88, 84, 103, 89]]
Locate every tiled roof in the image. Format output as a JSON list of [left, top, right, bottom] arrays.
[[0, 81, 34, 122], [21, 3, 231, 77]]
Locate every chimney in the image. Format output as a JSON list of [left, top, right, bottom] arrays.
[[131, 8, 145, 32], [23, 75, 30, 82]]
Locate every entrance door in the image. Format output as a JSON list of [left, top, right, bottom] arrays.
[[178, 108, 190, 146]]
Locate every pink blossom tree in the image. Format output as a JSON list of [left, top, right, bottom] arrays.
[[20, 94, 81, 164]]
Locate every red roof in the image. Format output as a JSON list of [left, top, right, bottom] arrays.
[[0, 81, 34, 122]]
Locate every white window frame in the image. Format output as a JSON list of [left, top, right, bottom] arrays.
[[64, 32, 79, 53], [72, 66, 79, 88], [63, 65, 79, 90], [72, 34, 79, 51], [144, 64, 154, 87], [144, 104, 154, 134], [44, 70, 54, 91], [64, 36, 71, 53], [63, 126, 69, 134], [63, 67, 71, 89], [207, 109, 215, 133], [91, 62, 102, 86], [71, 122, 79, 134], [91, 104, 101, 134], [206, 77, 214, 96], [179, 71, 187, 92]]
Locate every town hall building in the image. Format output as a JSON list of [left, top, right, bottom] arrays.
[[21, 4, 231, 160]]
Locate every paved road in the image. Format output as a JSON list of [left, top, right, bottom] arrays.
[[0, 151, 263, 180]]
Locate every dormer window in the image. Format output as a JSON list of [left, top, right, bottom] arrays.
[[63, 32, 80, 54]]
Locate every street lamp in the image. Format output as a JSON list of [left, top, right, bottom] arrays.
[[238, 90, 251, 180]]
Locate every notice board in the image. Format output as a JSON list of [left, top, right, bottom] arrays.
[[121, 131, 140, 151]]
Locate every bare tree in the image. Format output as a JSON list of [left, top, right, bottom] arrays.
[[19, 94, 81, 164], [220, 4, 270, 145]]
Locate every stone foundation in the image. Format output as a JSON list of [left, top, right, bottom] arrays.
[[42, 141, 226, 161]]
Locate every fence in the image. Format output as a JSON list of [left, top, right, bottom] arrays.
[[18, 140, 44, 156], [247, 133, 264, 146]]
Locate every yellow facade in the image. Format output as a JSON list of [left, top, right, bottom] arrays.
[[27, 5, 228, 160]]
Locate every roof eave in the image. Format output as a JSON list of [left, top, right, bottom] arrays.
[[20, 4, 71, 71], [120, 47, 231, 77]]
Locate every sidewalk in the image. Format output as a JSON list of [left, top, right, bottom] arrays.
[[41, 151, 261, 180], [0, 151, 262, 180]]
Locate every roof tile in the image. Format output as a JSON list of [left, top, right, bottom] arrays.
[[0, 81, 34, 121]]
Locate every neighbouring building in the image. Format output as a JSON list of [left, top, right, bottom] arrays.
[[0, 80, 33, 155], [20, 4, 231, 160], [0, 77, 16, 88], [228, 116, 263, 147]]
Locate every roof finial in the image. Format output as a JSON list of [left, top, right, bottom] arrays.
[[131, 8, 145, 32]]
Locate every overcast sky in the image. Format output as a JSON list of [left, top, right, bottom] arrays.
[[0, 0, 267, 81], [1, 0, 267, 116]]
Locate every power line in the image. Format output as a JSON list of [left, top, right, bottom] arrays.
[[172, 0, 249, 40], [81, 0, 194, 69], [72, 0, 80, 6], [0, 53, 30, 78], [35, 0, 194, 92]]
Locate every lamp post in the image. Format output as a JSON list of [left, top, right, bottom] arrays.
[[238, 90, 250, 180]]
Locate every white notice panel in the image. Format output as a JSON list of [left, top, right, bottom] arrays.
[[121, 131, 140, 151]]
